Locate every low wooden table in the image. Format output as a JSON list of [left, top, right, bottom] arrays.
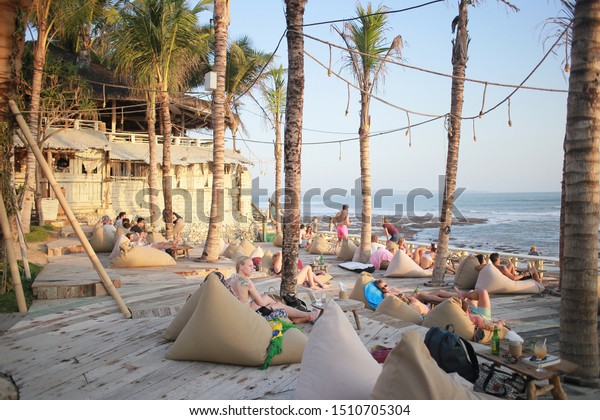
[[172, 246, 192, 260], [310, 262, 330, 274], [476, 347, 580, 400], [312, 298, 364, 329]]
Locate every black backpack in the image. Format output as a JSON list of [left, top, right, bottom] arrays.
[[424, 325, 480, 383]]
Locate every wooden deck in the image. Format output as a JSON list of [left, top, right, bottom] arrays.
[[1, 241, 599, 400]]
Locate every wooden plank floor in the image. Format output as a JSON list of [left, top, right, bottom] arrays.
[[0, 243, 598, 400]]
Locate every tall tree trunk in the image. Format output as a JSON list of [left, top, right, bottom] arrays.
[[559, 0, 600, 379], [280, 0, 307, 296], [202, 0, 229, 262], [146, 92, 159, 226], [21, 4, 50, 233], [274, 122, 282, 234], [358, 88, 371, 263], [158, 84, 173, 240], [430, 0, 468, 286]]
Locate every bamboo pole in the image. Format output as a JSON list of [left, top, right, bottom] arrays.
[[11, 193, 31, 280], [9, 100, 131, 318], [0, 190, 27, 312]]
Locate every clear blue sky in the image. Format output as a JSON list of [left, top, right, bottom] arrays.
[[201, 1, 570, 195]]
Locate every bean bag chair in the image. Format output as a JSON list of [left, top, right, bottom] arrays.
[[375, 295, 423, 325], [453, 256, 480, 290], [222, 240, 240, 259], [109, 243, 176, 268], [166, 275, 307, 366], [349, 272, 377, 310], [294, 300, 381, 399], [421, 297, 508, 344], [384, 250, 433, 278], [475, 264, 545, 294], [309, 235, 335, 255], [337, 238, 357, 261], [239, 238, 255, 256], [250, 246, 265, 259], [146, 230, 166, 243], [89, 222, 115, 253], [352, 242, 383, 262], [231, 245, 249, 262], [114, 226, 129, 240], [217, 238, 230, 256], [261, 250, 273, 272], [370, 330, 493, 400], [273, 232, 283, 247]]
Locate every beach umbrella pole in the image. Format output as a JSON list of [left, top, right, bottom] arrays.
[[9, 100, 131, 319], [0, 189, 27, 312]]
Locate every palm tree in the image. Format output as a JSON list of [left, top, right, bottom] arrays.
[[430, 0, 518, 285], [559, 0, 600, 379], [257, 65, 286, 235], [111, 0, 211, 237], [334, 3, 403, 263], [224, 36, 270, 152], [201, 0, 229, 262], [280, 0, 307, 296]]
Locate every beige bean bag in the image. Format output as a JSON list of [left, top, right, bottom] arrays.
[[375, 295, 423, 325], [114, 226, 129, 240], [222, 240, 240, 259], [370, 330, 493, 400], [352, 242, 383, 262], [453, 256, 481, 290], [89, 222, 115, 253], [295, 300, 381, 399], [348, 272, 377, 310], [475, 264, 545, 294], [146, 230, 166, 243], [239, 238, 255, 256], [273, 232, 283, 247], [250, 246, 265, 259], [337, 238, 357, 261], [110, 244, 176, 268], [421, 297, 507, 344], [261, 250, 273, 272], [166, 276, 307, 366], [230, 245, 249, 262], [384, 250, 433, 278], [309, 235, 335, 255]]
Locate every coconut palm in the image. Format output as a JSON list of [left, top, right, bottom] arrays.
[[559, 0, 600, 379], [334, 2, 403, 263], [430, 0, 518, 285], [201, 0, 229, 262], [224, 36, 270, 152], [257, 65, 286, 235], [111, 0, 211, 238], [279, 0, 307, 296]]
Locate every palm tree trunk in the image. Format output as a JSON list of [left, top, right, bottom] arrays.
[[559, 0, 600, 378], [358, 89, 372, 263], [202, 0, 229, 262], [274, 123, 282, 234], [158, 85, 173, 240], [430, 0, 468, 285], [280, 0, 307, 296], [21, 7, 50, 233], [146, 93, 159, 226]]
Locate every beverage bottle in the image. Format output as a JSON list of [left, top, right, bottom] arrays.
[[491, 326, 500, 356], [319, 253, 324, 265]]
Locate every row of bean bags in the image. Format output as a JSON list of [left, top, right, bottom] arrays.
[[109, 234, 176, 268], [164, 273, 307, 366], [295, 300, 490, 399], [384, 250, 432, 278]]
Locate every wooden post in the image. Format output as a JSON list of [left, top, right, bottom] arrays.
[[9, 100, 131, 319], [0, 190, 27, 312]]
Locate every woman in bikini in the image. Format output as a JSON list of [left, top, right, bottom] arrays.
[[271, 252, 331, 289], [227, 257, 318, 324]]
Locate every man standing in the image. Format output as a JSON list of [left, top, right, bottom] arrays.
[[333, 204, 351, 253]]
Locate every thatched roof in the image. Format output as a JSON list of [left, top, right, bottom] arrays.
[[109, 142, 251, 165], [14, 128, 109, 151]]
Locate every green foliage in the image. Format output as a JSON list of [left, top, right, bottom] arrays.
[[24, 225, 56, 243], [0, 261, 42, 313]]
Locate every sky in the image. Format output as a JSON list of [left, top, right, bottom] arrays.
[[195, 1, 570, 195]]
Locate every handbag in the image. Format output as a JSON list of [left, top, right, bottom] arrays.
[[282, 293, 310, 312], [474, 362, 527, 399], [424, 324, 480, 383]]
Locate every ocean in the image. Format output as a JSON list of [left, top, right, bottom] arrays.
[[267, 191, 563, 257]]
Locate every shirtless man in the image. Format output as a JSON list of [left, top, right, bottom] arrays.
[[333, 204, 351, 253], [490, 252, 540, 282]]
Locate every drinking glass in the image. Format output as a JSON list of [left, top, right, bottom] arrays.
[[534, 342, 547, 372]]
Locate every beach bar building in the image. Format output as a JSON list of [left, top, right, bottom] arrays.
[[13, 46, 255, 241]]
